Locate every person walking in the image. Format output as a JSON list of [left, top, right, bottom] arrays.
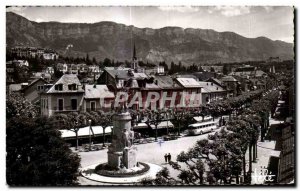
[[167, 153, 171, 162], [164, 153, 168, 163]]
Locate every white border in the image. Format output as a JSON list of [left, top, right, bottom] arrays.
[[1, 1, 298, 191]]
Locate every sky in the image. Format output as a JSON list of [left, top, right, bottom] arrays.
[[6, 6, 294, 43]]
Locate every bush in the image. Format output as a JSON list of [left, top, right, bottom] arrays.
[[94, 162, 150, 177]]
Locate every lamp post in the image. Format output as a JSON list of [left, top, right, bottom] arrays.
[[88, 119, 92, 151], [75, 121, 79, 150], [166, 112, 169, 136]]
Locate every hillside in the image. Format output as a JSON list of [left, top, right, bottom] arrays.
[[6, 12, 294, 65]]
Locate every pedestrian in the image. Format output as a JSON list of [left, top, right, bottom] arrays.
[[164, 153, 168, 163], [167, 153, 171, 162]]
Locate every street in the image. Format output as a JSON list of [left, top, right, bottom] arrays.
[[79, 128, 221, 168], [78, 128, 222, 185]]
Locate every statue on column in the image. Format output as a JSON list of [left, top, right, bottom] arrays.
[[128, 128, 134, 146], [121, 129, 131, 147], [121, 128, 135, 148]]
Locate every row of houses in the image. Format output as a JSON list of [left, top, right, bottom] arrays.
[[9, 63, 229, 117], [7, 49, 273, 118], [56, 63, 101, 76], [10, 61, 274, 118], [9, 46, 59, 60]]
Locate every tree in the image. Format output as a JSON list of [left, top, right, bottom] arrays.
[[144, 109, 164, 141], [89, 111, 113, 147], [92, 57, 97, 64], [6, 116, 80, 186], [223, 65, 229, 75], [6, 93, 38, 120], [210, 67, 215, 72], [52, 112, 88, 150], [170, 108, 188, 136], [103, 58, 112, 67], [86, 53, 91, 65]]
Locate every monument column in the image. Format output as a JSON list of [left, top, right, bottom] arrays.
[[107, 112, 137, 169]]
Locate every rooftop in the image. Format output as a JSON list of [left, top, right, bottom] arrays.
[[105, 67, 148, 80], [46, 74, 84, 93], [84, 85, 115, 99], [153, 75, 181, 89], [198, 81, 226, 93], [176, 77, 202, 88], [220, 75, 238, 82]]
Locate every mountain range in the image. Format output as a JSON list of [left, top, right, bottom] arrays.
[[6, 12, 294, 65]]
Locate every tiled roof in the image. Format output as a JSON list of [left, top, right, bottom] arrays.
[[229, 70, 266, 77], [220, 76, 238, 82], [85, 85, 115, 99], [46, 74, 84, 93], [153, 75, 181, 89], [22, 78, 48, 92], [105, 67, 148, 80], [176, 78, 202, 88]]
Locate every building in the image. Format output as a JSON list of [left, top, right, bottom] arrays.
[[7, 83, 28, 95], [83, 85, 115, 112], [21, 78, 48, 103], [40, 74, 85, 117], [68, 64, 79, 75], [7, 60, 29, 67], [6, 61, 15, 84], [175, 77, 202, 108], [152, 75, 183, 109], [219, 75, 240, 97], [192, 71, 217, 81], [9, 47, 59, 60], [229, 65, 267, 79], [56, 63, 68, 74], [45, 67, 55, 74], [43, 50, 59, 60], [198, 81, 227, 104], [30, 72, 52, 83]]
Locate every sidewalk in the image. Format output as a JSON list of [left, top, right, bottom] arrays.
[[245, 117, 283, 184]]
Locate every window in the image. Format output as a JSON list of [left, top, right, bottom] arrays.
[[71, 99, 77, 110], [37, 85, 44, 91], [55, 84, 63, 91], [118, 80, 124, 87], [90, 101, 96, 111], [58, 98, 64, 111], [68, 84, 77, 90]]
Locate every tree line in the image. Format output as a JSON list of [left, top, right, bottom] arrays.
[[138, 90, 279, 185]]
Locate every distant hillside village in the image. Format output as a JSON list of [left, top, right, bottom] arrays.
[[6, 45, 294, 117]]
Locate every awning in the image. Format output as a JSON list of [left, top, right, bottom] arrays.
[[193, 116, 213, 122], [150, 121, 174, 130], [133, 122, 149, 129], [60, 126, 113, 139]]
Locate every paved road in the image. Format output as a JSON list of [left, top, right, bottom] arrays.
[[79, 128, 221, 168], [78, 128, 221, 185]]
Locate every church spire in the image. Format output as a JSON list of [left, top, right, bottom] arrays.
[[132, 42, 138, 70], [133, 43, 137, 61]]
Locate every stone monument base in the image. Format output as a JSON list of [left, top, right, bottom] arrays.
[[123, 146, 137, 169], [107, 151, 123, 169]]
